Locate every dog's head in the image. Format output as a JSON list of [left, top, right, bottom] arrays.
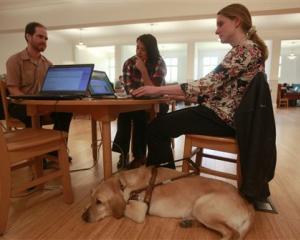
[[82, 176, 126, 223]]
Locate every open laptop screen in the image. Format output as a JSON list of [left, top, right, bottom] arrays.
[[89, 71, 115, 96], [89, 79, 114, 95], [41, 64, 94, 93]]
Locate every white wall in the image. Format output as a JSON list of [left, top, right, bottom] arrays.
[[280, 55, 299, 84], [0, 32, 74, 74], [0, 32, 26, 74], [279, 46, 300, 84], [75, 46, 116, 81]]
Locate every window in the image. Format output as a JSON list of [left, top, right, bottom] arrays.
[[278, 56, 282, 79], [108, 58, 115, 82], [203, 57, 218, 76], [164, 57, 178, 83], [75, 46, 115, 82]]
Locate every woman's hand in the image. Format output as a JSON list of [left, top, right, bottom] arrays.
[[132, 86, 160, 97], [185, 96, 198, 103], [135, 56, 147, 73]]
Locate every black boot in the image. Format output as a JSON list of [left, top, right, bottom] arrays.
[[126, 156, 146, 169], [117, 154, 129, 169]]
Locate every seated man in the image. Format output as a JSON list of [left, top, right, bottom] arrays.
[[6, 22, 72, 158]]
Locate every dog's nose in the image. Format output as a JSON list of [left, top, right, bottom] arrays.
[[81, 209, 90, 222]]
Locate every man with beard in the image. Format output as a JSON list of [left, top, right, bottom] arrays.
[[6, 22, 72, 160]]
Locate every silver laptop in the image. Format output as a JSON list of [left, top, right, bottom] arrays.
[[11, 64, 94, 100], [89, 70, 117, 99], [89, 70, 161, 100]]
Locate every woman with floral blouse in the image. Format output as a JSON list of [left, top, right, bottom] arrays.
[[132, 3, 269, 169]]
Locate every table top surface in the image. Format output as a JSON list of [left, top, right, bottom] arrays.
[[12, 97, 169, 106]]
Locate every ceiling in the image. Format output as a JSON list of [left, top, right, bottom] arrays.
[[1, 0, 300, 47], [50, 13, 300, 38]]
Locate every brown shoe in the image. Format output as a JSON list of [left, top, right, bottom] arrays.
[[126, 157, 146, 169]]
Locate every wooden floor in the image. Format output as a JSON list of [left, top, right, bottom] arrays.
[[2, 107, 300, 239]]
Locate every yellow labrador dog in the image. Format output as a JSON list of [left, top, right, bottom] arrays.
[[82, 166, 254, 240]]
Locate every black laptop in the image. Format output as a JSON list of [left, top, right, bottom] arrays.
[[89, 70, 118, 99], [11, 64, 94, 100]]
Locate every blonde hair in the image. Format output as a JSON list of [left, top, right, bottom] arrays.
[[218, 3, 268, 60]]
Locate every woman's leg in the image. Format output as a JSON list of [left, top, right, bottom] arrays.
[[146, 106, 235, 168], [131, 110, 148, 159], [112, 112, 132, 157]]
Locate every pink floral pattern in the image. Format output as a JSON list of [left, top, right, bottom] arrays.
[[181, 40, 265, 126]]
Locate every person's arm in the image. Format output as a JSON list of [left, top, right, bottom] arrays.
[[133, 44, 261, 101], [123, 58, 142, 93], [7, 86, 24, 96], [147, 57, 167, 86], [135, 56, 153, 86], [132, 84, 183, 97], [182, 43, 262, 98], [136, 57, 167, 87], [6, 56, 25, 96]]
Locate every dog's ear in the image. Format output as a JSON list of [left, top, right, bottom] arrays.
[[109, 194, 126, 219]]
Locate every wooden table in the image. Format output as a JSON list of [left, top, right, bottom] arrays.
[[18, 98, 168, 179], [285, 91, 300, 100]]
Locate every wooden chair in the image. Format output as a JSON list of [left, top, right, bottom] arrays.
[[0, 80, 25, 130], [277, 84, 289, 108], [182, 134, 241, 188], [0, 127, 74, 235]]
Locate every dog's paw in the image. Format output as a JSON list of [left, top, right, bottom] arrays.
[[179, 219, 200, 228], [125, 200, 148, 223]]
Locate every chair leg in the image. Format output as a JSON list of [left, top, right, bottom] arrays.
[[195, 148, 204, 168], [171, 138, 175, 149], [236, 155, 242, 189], [0, 167, 11, 235], [182, 136, 192, 172], [31, 157, 44, 189], [58, 145, 74, 204]]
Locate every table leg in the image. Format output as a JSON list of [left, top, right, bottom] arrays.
[[91, 119, 98, 163], [101, 120, 112, 179], [31, 115, 41, 128]]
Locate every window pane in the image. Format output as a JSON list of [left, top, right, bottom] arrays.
[[164, 57, 178, 83]]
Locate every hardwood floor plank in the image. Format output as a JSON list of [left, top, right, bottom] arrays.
[[3, 107, 300, 239]]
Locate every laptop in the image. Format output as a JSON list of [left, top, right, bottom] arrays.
[[89, 70, 134, 99], [89, 70, 117, 99], [11, 64, 94, 100], [89, 70, 161, 100]]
